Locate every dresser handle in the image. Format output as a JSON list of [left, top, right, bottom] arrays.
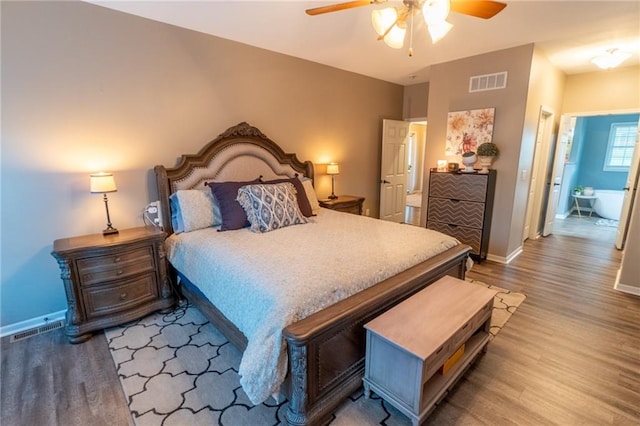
[[114, 256, 121, 263], [119, 293, 128, 300], [117, 269, 123, 275]]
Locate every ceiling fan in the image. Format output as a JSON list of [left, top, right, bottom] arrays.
[[306, 0, 507, 56]]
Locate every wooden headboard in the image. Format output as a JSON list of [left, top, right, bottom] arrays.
[[154, 122, 314, 235]]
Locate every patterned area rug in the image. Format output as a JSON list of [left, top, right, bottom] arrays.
[[105, 280, 525, 425]]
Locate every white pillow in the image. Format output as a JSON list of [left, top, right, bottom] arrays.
[[169, 188, 220, 233], [236, 182, 308, 233], [301, 178, 320, 215]]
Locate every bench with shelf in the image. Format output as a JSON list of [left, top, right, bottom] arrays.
[[363, 275, 496, 425]]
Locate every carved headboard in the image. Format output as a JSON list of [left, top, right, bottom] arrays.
[[154, 122, 314, 234]]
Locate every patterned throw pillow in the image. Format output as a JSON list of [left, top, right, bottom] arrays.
[[236, 182, 309, 233]]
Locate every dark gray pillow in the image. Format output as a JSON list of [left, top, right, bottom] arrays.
[[206, 178, 260, 231], [260, 177, 314, 217]]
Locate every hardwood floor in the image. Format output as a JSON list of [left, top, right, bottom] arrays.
[[2, 222, 638, 425]]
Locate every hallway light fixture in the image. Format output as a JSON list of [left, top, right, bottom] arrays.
[[591, 49, 631, 70]]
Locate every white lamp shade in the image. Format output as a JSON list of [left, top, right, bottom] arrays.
[[326, 163, 340, 175], [371, 7, 398, 36], [383, 24, 406, 49], [428, 20, 453, 43], [90, 172, 117, 193], [422, 0, 451, 24]]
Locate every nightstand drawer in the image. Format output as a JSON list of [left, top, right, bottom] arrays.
[[83, 274, 158, 319], [77, 246, 156, 286]]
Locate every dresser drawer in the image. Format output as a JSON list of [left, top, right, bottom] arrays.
[[82, 273, 158, 319], [427, 198, 485, 228], [429, 173, 488, 202], [77, 246, 156, 286], [427, 221, 482, 254], [421, 340, 452, 386]]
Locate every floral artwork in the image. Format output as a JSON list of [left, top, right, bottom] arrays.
[[445, 108, 495, 155]]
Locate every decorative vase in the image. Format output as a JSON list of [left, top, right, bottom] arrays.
[[461, 152, 477, 173], [478, 156, 494, 174]]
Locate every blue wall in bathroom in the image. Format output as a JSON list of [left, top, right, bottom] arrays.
[[575, 113, 639, 190]]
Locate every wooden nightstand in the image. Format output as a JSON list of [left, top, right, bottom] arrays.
[[51, 226, 174, 343], [319, 195, 365, 215]]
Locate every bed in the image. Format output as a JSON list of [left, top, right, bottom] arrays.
[[154, 122, 470, 425]]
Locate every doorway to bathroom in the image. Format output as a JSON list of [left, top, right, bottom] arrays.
[[551, 112, 639, 246]]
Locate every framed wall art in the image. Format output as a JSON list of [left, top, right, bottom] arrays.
[[445, 108, 495, 156]]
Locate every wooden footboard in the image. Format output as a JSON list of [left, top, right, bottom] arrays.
[[283, 244, 469, 425]]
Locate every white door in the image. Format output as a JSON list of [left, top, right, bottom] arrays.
[[616, 126, 640, 249], [542, 115, 575, 236], [380, 119, 409, 222], [523, 108, 554, 240]]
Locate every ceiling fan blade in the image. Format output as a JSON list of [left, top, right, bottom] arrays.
[[306, 0, 378, 16], [450, 0, 507, 19]]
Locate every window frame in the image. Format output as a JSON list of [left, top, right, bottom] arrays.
[[603, 122, 637, 172]]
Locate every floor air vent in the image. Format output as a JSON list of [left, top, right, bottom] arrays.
[[10, 320, 64, 343], [469, 71, 508, 92]]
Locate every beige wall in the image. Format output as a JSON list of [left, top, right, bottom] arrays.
[[1, 1, 403, 326], [562, 65, 640, 114], [510, 46, 567, 255]]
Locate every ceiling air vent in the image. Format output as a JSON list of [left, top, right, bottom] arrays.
[[469, 72, 508, 92]]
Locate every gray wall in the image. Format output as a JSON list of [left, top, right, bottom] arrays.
[[423, 44, 566, 261], [1, 1, 404, 327]]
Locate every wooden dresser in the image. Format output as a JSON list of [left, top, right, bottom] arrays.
[[319, 195, 365, 215], [426, 170, 496, 261], [51, 226, 174, 343]]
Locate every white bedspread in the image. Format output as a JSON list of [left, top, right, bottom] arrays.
[[165, 208, 459, 404]]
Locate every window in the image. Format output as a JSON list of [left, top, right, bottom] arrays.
[[604, 122, 637, 172]]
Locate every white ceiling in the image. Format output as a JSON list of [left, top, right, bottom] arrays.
[[89, 0, 640, 85]]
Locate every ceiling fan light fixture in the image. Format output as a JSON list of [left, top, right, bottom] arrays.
[[371, 7, 398, 36], [428, 20, 453, 43], [383, 23, 407, 48], [591, 49, 631, 69], [422, 0, 451, 24]]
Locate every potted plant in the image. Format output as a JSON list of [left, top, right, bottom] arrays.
[[476, 142, 499, 174], [573, 186, 583, 195]]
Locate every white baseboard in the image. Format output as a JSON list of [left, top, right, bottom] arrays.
[[0, 310, 67, 339], [614, 269, 640, 296], [486, 246, 522, 264]]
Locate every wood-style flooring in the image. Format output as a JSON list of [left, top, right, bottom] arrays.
[[2, 217, 638, 425]]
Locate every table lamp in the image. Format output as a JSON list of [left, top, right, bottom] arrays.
[[326, 163, 339, 199], [90, 172, 118, 235]]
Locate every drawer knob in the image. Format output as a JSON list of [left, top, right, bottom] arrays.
[[114, 256, 121, 263], [119, 292, 128, 300], [117, 269, 123, 275]]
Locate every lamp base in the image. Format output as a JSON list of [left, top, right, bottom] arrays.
[[328, 194, 338, 199], [103, 226, 119, 235]]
